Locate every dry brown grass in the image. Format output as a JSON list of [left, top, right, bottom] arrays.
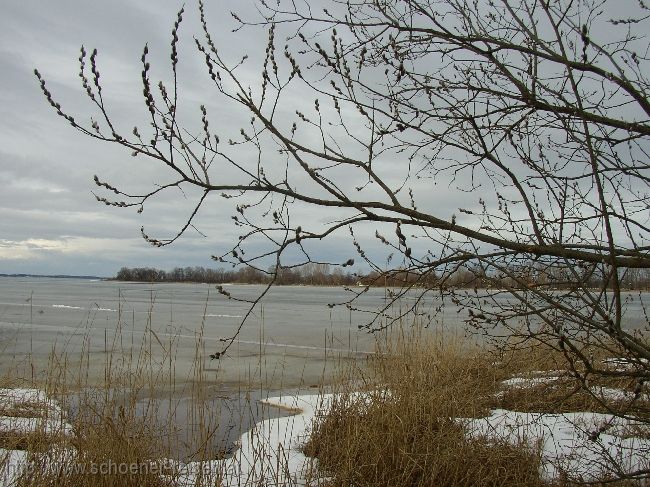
[[304, 330, 548, 487], [3, 384, 195, 486], [18, 399, 173, 486], [0, 309, 226, 487], [495, 377, 650, 420], [0, 430, 61, 453], [494, 343, 650, 421], [305, 400, 545, 487], [304, 328, 650, 487]]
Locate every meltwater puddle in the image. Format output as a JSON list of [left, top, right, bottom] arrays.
[[64, 387, 304, 462]]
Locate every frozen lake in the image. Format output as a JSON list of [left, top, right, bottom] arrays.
[[0, 277, 392, 389], [2, 277, 649, 381], [0, 277, 396, 458], [1, 277, 648, 459], [1, 277, 648, 389]]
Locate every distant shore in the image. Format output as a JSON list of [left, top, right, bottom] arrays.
[[0, 273, 106, 280]]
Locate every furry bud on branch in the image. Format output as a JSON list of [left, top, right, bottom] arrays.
[[375, 230, 388, 245], [89, 49, 101, 94], [140, 227, 163, 247], [396, 221, 406, 246], [170, 7, 184, 69], [216, 285, 232, 299]]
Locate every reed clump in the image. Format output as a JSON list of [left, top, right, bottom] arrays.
[[304, 330, 547, 487], [495, 342, 650, 421], [0, 306, 226, 487]]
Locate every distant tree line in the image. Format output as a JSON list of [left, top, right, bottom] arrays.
[[115, 263, 650, 290], [114, 263, 360, 286], [360, 265, 650, 291]]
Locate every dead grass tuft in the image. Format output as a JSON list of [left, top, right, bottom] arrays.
[[495, 343, 650, 421], [304, 330, 547, 487]]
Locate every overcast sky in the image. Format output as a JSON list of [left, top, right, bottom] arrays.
[[0, 0, 466, 278], [3, 1, 638, 278], [0, 1, 291, 277]]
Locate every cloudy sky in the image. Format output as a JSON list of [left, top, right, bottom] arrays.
[[1, 0, 469, 278], [0, 1, 299, 277], [4, 2, 637, 278]]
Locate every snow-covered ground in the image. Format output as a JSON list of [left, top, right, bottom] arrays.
[[170, 393, 332, 486], [465, 409, 650, 482], [0, 388, 72, 486], [1, 383, 648, 486], [489, 371, 650, 481], [169, 386, 649, 486]]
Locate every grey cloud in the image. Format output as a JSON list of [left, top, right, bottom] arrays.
[[0, 0, 453, 276]]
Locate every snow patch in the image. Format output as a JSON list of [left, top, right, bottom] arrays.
[[590, 386, 649, 403], [464, 409, 650, 482], [51, 304, 83, 310], [501, 376, 562, 388], [602, 357, 649, 372], [0, 389, 72, 486]]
